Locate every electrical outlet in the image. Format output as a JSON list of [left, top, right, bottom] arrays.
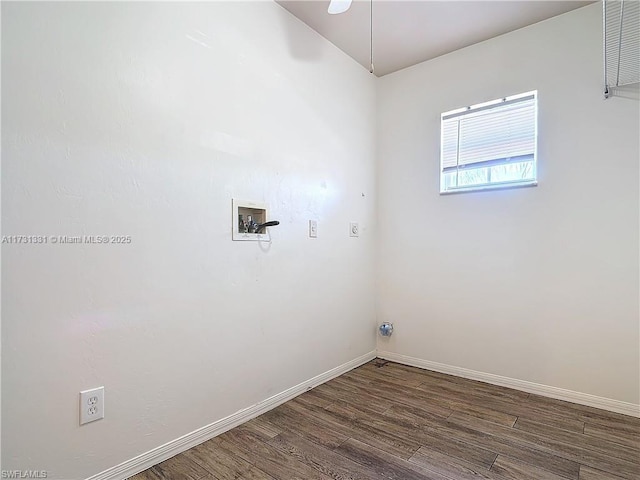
[[80, 386, 104, 425], [309, 220, 318, 238], [350, 222, 359, 237]]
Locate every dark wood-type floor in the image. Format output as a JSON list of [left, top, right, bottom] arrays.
[[130, 360, 640, 480]]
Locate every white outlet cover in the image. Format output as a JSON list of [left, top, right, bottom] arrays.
[[309, 220, 318, 238], [80, 386, 105, 425], [350, 222, 359, 237]]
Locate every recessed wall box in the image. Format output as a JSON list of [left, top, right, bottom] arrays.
[[232, 199, 271, 242]]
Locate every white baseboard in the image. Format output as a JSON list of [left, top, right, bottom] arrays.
[[87, 350, 376, 480], [377, 350, 640, 418]]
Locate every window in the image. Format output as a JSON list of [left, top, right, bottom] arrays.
[[440, 91, 537, 194]]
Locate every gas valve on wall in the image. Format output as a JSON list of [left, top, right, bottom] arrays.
[[379, 322, 393, 337]]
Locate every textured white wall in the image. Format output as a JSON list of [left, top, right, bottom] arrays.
[[1, 2, 376, 478], [376, 4, 639, 404]]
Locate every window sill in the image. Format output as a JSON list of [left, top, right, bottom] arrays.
[[440, 181, 538, 195]]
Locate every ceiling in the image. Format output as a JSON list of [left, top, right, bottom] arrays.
[[276, 1, 594, 76]]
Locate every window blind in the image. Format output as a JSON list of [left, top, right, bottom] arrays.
[[604, 0, 640, 92], [441, 94, 536, 172]]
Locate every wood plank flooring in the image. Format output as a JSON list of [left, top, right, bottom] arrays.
[[130, 360, 640, 480]]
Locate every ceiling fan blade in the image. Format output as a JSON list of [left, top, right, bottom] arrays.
[[328, 0, 352, 15]]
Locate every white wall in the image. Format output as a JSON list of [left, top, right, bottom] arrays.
[[1, 2, 376, 478], [376, 3, 639, 405]]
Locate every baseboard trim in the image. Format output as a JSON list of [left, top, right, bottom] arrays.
[[87, 350, 376, 480], [377, 351, 640, 418]]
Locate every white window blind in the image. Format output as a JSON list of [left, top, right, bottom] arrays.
[[604, 0, 640, 96], [440, 91, 537, 193]]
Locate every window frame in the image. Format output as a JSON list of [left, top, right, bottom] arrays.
[[439, 90, 538, 195]]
